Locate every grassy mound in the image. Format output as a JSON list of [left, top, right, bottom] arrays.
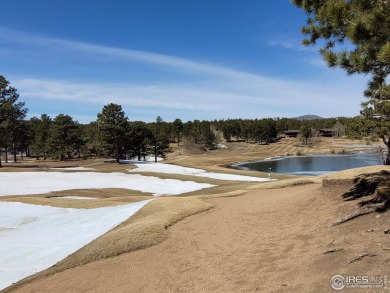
[[322, 165, 390, 186], [5, 163, 390, 292], [4, 196, 213, 292]]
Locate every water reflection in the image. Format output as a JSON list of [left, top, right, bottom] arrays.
[[233, 152, 382, 176]]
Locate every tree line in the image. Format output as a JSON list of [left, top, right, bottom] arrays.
[[1, 74, 389, 165], [2, 1, 390, 165]]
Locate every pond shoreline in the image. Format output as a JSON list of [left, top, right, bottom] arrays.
[[230, 150, 382, 176]]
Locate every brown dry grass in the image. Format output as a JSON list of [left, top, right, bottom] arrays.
[[3, 196, 213, 292], [1, 137, 388, 292], [0, 158, 136, 173], [0, 187, 155, 208], [323, 165, 390, 186], [166, 136, 375, 172], [7, 177, 390, 292]]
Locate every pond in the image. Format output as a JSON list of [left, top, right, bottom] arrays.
[[232, 151, 382, 176]]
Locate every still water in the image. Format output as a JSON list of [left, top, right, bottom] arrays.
[[232, 152, 382, 176]]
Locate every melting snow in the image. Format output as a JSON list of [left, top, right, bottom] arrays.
[[0, 162, 262, 289], [53, 196, 97, 200], [0, 172, 215, 197], [49, 167, 96, 171], [0, 200, 152, 290], [129, 163, 270, 182]]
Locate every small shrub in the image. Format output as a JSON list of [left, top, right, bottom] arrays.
[[182, 136, 204, 154]]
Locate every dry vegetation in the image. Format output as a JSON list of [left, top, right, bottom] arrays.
[[344, 170, 390, 211], [3, 196, 213, 292], [0, 188, 153, 209], [2, 136, 390, 292], [167, 136, 376, 172]]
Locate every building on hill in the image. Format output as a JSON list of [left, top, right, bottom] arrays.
[[283, 130, 300, 137], [319, 129, 336, 137], [284, 129, 338, 138]]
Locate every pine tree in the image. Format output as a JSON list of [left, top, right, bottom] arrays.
[[172, 118, 183, 147], [97, 103, 128, 163], [127, 121, 152, 161], [29, 114, 52, 159], [150, 116, 171, 162], [48, 114, 81, 161], [0, 75, 28, 165], [291, 0, 390, 163]]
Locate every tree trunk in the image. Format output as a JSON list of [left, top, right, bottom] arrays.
[[154, 144, 158, 163], [112, 134, 119, 162], [115, 142, 119, 163], [5, 145, 8, 163], [137, 145, 141, 161], [13, 143, 17, 163]]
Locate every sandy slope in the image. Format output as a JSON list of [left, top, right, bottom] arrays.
[[8, 181, 390, 292], [2, 138, 388, 292]]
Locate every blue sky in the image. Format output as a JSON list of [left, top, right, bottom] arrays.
[[0, 0, 369, 123]]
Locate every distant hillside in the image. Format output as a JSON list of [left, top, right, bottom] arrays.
[[294, 114, 323, 121]]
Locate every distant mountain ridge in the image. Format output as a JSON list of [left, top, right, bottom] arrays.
[[293, 114, 323, 120]]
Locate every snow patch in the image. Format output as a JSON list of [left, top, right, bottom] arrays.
[[53, 196, 97, 200], [130, 163, 270, 182], [0, 200, 152, 290], [0, 172, 215, 197], [50, 167, 96, 171]]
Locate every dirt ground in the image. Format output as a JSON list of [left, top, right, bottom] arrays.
[[2, 137, 389, 292], [7, 182, 390, 293]]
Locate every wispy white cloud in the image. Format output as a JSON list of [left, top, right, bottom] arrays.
[[16, 74, 366, 121], [266, 37, 312, 52], [0, 27, 270, 81], [1, 27, 369, 121]]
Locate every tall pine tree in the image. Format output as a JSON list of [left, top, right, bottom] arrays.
[[48, 114, 80, 161], [291, 0, 390, 164], [0, 75, 28, 165], [97, 103, 128, 162]]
